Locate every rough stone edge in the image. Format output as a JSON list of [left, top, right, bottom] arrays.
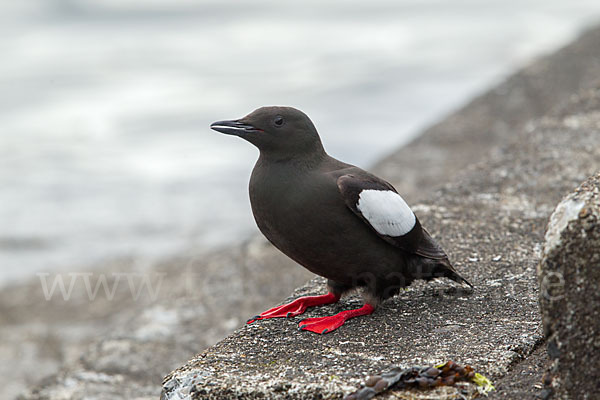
[[538, 172, 600, 399]]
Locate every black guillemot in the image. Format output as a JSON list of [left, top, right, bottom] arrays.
[[210, 106, 472, 334]]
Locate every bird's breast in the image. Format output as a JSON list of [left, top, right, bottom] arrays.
[[250, 166, 343, 257], [250, 168, 337, 242]]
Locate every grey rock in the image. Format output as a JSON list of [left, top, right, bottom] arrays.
[[539, 172, 600, 400]]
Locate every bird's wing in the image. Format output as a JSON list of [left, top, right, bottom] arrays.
[[336, 174, 447, 260]]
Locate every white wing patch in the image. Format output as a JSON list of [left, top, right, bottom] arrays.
[[356, 189, 415, 237]]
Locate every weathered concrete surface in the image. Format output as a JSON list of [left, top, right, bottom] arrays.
[[161, 88, 600, 399], [374, 25, 600, 204], [539, 172, 600, 399], [12, 27, 600, 400]]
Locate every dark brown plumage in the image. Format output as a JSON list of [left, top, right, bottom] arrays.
[[211, 106, 471, 334]]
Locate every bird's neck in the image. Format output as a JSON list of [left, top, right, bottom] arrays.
[[258, 144, 327, 169]]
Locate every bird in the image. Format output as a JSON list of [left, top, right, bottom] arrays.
[[210, 106, 472, 334]]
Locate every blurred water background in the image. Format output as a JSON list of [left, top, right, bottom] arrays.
[[1, 0, 599, 287]]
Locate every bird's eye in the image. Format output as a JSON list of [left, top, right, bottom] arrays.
[[274, 116, 285, 127]]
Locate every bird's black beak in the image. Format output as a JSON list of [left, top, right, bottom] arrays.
[[210, 119, 263, 136]]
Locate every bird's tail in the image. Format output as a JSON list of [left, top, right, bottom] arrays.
[[436, 258, 473, 288]]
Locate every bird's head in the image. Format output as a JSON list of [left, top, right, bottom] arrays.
[[210, 106, 325, 160]]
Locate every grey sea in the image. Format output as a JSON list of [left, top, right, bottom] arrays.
[[1, 0, 599, 286]]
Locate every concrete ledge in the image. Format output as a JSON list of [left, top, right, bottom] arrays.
[[162, 88, 600, 399]]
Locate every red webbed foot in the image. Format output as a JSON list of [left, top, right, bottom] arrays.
[[247, 292, 340, 324], [298, 303, 375, 334]]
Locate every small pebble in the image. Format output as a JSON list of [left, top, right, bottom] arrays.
[[415, 377, 430, 388], [365, 375, 380, 387], [374, 379, 388, 391]]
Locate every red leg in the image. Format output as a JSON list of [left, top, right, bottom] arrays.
[[247, 292, 340, 324], [298, 303, 375, 334]]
